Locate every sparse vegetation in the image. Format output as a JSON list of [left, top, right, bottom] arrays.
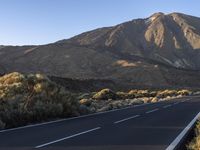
[[79, 88, 195, 113], [0, 73, 198, 130], [187, 120, 200, 150], [0, 72, 87, 129], [92, 88, 118, 100]]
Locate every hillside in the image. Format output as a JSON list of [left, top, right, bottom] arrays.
[[1, 12, 200, 88]]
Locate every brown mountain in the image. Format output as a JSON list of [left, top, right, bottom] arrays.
[[1, 12, 200, 88]]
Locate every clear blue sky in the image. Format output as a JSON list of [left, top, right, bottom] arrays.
[[0, 0, 199, 45]]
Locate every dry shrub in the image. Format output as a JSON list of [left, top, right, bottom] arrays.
[[116, 92, 128, 99], [177, 89, 191, 96], [187, 121, 200, 150], [151, 97, 159, 103], [156, 89, 191, 98], [0, 72, 84, 129], [156, 90, 178, 98], [79, 98, 92, 106], [93, 89, 117, 100], [127, 90, 152, 98], [0, 72, 25, 85]]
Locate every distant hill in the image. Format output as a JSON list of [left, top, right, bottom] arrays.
[[1, 12, 200, 88]]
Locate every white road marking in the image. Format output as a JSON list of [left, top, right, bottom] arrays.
[[166, 112, 200, 150], [184, 99, 188, 102], [134, 103, 149, 108], [0, 97, 194, 133], [173, 102, 179, 105], [163, 105, 172, 108], [0, 102, 153, 133], [114, 115, 140, 124], [146, 108, 159, 114], [184, 98, 191, 102], [35, 127, 101, 148]]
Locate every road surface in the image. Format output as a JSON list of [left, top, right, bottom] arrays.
[[0, 96, 200, 150]]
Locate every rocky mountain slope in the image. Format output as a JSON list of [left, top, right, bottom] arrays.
[[1, 12, 200, 88]]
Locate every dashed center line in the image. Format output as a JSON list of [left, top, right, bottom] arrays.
[[163, 104, 172, 108], [173, 102, 179, 105], [146, 108, 159, 114], [35, 127, 101, 148], [114, 115, 140, 124], [183, 99, 190, 102], [27, 98, 195, 148]]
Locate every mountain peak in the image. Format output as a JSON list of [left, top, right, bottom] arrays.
[[148, 12, 165, 22], [168, 12, 186, 16], [1, 12, 200, 88], [151, 12, 165, 17], [149, 12, 187, 19]]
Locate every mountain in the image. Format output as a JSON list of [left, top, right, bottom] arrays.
[[1, 12, 200, 88]]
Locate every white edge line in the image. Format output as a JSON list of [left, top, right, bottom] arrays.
[[166, 112, 200, 150], [114, 115, 140, 124], [0, 96, 194, 133], [146, 108, 159, 114], [35, 127, 101, 148]]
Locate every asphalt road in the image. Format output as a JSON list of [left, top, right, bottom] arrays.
[[0, 96, 200, 150]]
